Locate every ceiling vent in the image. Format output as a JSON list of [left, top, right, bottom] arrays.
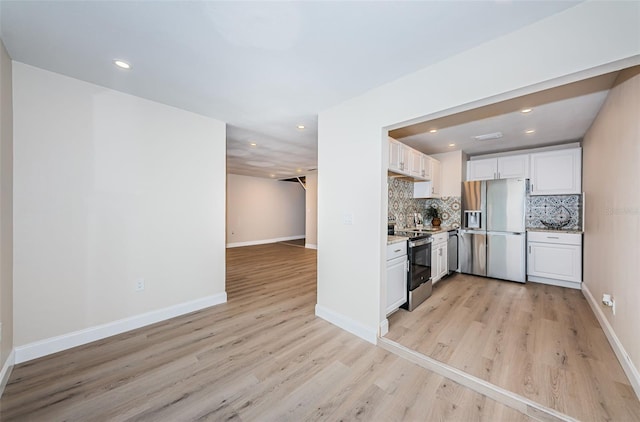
[[472, 131, 503, 141]]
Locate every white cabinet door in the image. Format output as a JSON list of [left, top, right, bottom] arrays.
[[467, 158, 497, 181], [386, 256, 407, 314], [412, 158, 441, 198], [527, 242, 582, 282], [530, 148, 581, 195], [409, 149, 425, 179], [431, 240, 448, 283], [431, 247, 439, 282], [468, 155, 528, 180], [498, 154, 529, 179], [430, 159, 441, 197], [413, 181, 432, 198], [388, 138, 405, 173], [422, 155, 433, 180], [438, 243, 448, 280]]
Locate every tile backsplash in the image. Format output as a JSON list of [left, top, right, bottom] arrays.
[[388, 177, 423, 228], [424, 197, 461, 228], [388, 177, 461, 228], [527, 194, 582, 230], [389, 177, 582, 231]]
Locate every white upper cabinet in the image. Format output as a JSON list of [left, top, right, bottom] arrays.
[[498, 154, 529, 179], [409, 149, 425, 179], [388, 137, 434, 181], [413, 157, 441, 198], [430, 158, 441, 197], [530, 148, 581, 195], [467, 154, 529, 181], [467, 158, 497, 181], [389, 137, 408, 174]]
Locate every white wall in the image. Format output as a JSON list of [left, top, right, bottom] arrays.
[[226, 174, 305, 247], [305, 172, 318, 249], [317, 1, 640, 342], [582, 67, 640, 391], [0, 40, 13, 373], [13, 63, 227, 352], [432, 150, 463, 197]]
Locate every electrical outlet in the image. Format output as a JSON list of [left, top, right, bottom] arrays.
[[135, 278, 145, 292]]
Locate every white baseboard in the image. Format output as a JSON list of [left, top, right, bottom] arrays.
[[582, 283, 640, 400], [528, 276, 582, 290], [226, 235, 305, 248], [305, 243, 317, 250], [0, 349, 15, 397], [315, 304, 377, 345], [379, 318, 389, 337], [14, 292, 227, 364]]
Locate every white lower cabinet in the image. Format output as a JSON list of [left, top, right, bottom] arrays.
[[527, 231, 582, 288], [386, 242, 407, 314], [431, 233, 448, 284]]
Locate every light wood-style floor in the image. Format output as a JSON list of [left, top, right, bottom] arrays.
[[1, 243, 534, 421], [386, 273, 640, 422]]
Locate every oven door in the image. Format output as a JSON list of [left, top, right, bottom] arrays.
[[408, 240, 432, 290]]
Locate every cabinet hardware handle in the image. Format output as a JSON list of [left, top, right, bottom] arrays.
[[494, 172, 497, 179], [394, 249, 401, 253], [498, 172, 501, 179], [547, 236, 560, 239], [528, 245, 531, 254]]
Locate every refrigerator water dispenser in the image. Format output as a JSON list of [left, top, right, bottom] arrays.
[[465, 211, 482, 229]]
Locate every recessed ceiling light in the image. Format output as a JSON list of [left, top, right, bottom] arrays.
[[270, 174, 275, 178], [296, 168, 302, 173], [249, 142, 257, 147], [297, 125, 305, 130], [113, 60, 131, 70], [448, 143, 455, 147], [429, 129, 438, 133], [525, 129, 536, 134], [521, 108, 533, 113]]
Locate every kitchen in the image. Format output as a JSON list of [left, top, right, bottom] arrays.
[[381, 67, 640, 421]]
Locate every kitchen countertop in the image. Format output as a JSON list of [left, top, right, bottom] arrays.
[[387, 235, 409, 245], [388, 226, 459, 245], [527, 228, 583, 234], [402, 225, 457, 235]]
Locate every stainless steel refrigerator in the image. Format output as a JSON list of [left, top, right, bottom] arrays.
[[459, 178, 527, 283]]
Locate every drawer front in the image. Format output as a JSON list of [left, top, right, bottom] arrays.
[[432, 232, 448, 244], [387, 241, 407, 260], [528, 231, 582, 245]]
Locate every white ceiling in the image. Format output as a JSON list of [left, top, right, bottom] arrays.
[[390, 72, 619, 156], [0, 1, 583, 178]]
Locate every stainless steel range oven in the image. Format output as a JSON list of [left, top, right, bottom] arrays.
[[396, 231, 433, 311]]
